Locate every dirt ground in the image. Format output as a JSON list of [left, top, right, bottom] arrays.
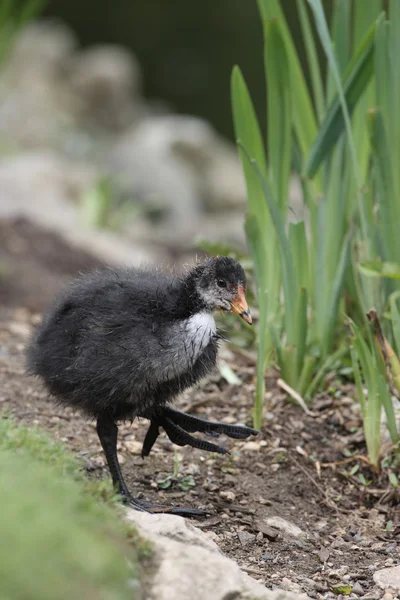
[[1, 217, 399, 599]]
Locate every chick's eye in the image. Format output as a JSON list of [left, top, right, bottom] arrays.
[[217, 279, 227, 288]]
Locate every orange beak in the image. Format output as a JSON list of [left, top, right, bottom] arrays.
[[230, 286, 252, 325]]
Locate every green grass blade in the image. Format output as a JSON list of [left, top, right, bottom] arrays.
[[326, 0, 351, 104], [324, 233, 350, 355], [390, 293, 400, 355], [349, 319, 382, 467], [304, 346, 347, 400], [296, 0, 324, 122], [289, 221, 309, 291], [307, 0, 363, 187], [305, 20, 376, 178], [240, 145, 297, 342], [296, 287, 308, 375], [231, 66, 268, 217], [265, 18, 291, 212], [257, 0, 317, 158], [378, 373, 400, 444], [298, 356, 317, 398], [359, 260, 400, 280], [245, 213, 268, 429], [368, 108, 400, 263], [351, 346, 367, 420]]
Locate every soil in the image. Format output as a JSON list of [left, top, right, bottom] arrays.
[[1, 217, 399, 600]]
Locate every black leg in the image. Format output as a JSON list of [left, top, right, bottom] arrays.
[[96, 412, 207, 518], [96, 412, 146, 512], [141, 419, 161, 458], [163, 417, 230, 455], [164, 407, 260, 439]]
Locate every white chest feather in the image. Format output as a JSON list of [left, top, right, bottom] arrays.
[[161, 311, 216, 379], [184, 312, 216, 355]]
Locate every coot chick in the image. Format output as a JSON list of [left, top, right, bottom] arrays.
[[27, 256, 258, 516]]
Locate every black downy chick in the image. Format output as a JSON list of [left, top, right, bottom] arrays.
[[27, 256, 258, 516]]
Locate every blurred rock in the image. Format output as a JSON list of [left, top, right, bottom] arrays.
[[264, 517, 308, 541], [168, 116, 247, 211], [5, 20, 77, 77], [0, 151, 96, 229], [107, 115, 247, 246], [0, 19, 306, 254], [107, 115, 204, 244], [0, 21, 77, 150], [0, 151, 160, 267], [68, 45, 144, 131], [374, 566, 400, 592]]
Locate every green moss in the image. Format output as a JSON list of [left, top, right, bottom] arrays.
[[0, 416, 150, 600]]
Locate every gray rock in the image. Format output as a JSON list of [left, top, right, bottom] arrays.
[[237, 531, 256, 546], [352, 581, 364, 596], [0, 151, 160, 267], [107, 115, 205, 245], [125, 510, 311, 600], [0, 21, 77, 150], [264, 516, 308, 541], [68, 45, 144, 131], [4, 20, 77, 77], [373, 566, 400, 591], [107, 114, 250, 247]]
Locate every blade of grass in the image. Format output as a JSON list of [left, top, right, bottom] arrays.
[[265, 18, 291, 212], [390, 293, 400, 355], [240, 144, 297, 342], [296, 0, 324, 122], [368, 108, 400, 264], [304, 19, 377, 178], [257, 0, 318, 159], [349, 319, 382, 467], [245, 213, 268, 429]]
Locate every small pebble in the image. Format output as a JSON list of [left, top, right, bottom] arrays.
[[242, 441, 260, 451], [237, 531, 256, 547], [124, 440, 143, 455], [219, 490, 235, 502], [352, 582, 364, 596], [261, 552, 274, 562]]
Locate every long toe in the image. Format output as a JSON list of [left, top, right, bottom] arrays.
[[204, 430, 221, 438], [163, 417, 230, 455], [138, 501, 209, 518], [126, 497, 150, 513], [141, 420, 161, 458], [164, 408, 260, 439], [220, 424, 260, 439]]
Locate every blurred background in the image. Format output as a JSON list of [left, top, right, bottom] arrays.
[[0, 0, 317, 301]]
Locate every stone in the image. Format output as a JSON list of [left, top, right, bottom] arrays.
[[242, 441, 261, 451], [219, 490, 235, 502], [124, 440, 143, 455], [264, 516, 308, 541], [253, 520, 279, 541], [107, 114, 250, 248], [68, 45, 143, 130], [373, 566, 400, 591], [352, 582, 364, 596], [125, 510, 311, 600], [0, 152, 161, 268], [280, 578, 303, 593], [237, 531, 256, 547]]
